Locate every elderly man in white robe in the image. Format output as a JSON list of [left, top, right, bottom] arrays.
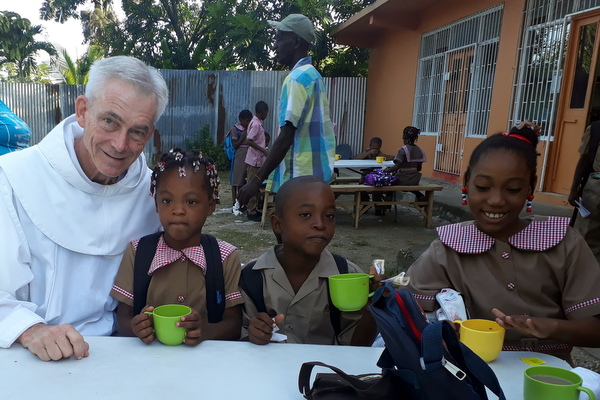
[[0, 56, 167, 361]]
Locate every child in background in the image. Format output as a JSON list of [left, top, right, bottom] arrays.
[[230, 109, 253, 205], [353, 137, 394, 161], [244, 101, 269, 221], [240, 176, 386, 345], [385, 126, 427, 201], [406, 121, 600, 363], [354, 137, 394, 215], [110, 149, 243, 345]]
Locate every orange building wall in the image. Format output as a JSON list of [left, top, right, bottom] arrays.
[[363, 0, 527, 182]]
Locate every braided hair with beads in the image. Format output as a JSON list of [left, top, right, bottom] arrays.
[[150, 148, 220, 203], [402, 126, 421, 145]]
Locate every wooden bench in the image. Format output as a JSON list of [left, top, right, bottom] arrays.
[[330, 176, 360, 184], [330, 184, 443, 228], [260, 184, 443, 229]]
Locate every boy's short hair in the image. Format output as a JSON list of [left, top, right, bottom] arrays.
[[239, 109, 252, 120], [255, 101, 268, 114], [369, 137, 383, 146], [274, 176, 329, 217]]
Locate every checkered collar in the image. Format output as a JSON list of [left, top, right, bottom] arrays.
[[147, 235, 207, 275], [437, 216, 569, 254]]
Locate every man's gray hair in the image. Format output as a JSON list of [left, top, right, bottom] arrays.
[[85, 56, 169, 123]]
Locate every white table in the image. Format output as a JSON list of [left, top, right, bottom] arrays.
[[334, 159, 394, 170], [0, 337, 569, 399]]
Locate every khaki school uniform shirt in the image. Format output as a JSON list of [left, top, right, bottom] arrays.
[[579, 125, 600, 172], [241, 245, 364, 345], [111, 236, 244, 320], [406, 216, 600, 359]]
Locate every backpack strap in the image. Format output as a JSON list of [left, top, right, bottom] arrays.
[[421, 321, 506, 400], [239, 261, 265, 313], [239, 253, 349, 341], [133, 232, 225, 323], [133, 232, 163, 316], [201, 234, 225, 323]]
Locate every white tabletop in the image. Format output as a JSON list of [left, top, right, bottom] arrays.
[[334, 159, 394, 169], [0, 337, 569, 399]]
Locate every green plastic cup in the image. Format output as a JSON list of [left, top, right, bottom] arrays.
[[328, 273, 370, 311], [524, 366, 595, 400], [145, 304, 191, 346]]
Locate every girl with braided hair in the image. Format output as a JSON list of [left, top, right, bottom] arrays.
[[385, 126, 427, 200], [406, 121, 600, 363], [110, 148, 243, 345]]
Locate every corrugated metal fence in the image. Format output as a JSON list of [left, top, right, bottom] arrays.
[[0, 70, 367, 163]]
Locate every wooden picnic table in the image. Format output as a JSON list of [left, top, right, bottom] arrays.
[[259, 183, 443, 229]]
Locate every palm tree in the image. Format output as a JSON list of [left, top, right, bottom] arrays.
[[52, 45, 104, 84], [0, 12, 57, 82]]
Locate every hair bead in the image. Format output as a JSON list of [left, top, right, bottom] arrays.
[[150, 148, 220, 203]]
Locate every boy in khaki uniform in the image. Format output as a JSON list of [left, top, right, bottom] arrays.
[[241, 176, 386, 345], [569, 123, 600, 264]]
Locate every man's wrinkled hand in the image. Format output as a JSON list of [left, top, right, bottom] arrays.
[[17, 323, 89, 361]]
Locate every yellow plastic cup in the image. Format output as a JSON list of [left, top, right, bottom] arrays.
[[456, 319, 505, 362], [328, 273, 370, 311], [145, 304, 191, 345], [335, 154, 342, 161], [376, 156, 385, 163]]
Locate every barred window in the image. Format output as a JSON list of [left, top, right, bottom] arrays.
[[413, 5, 503, 137], [511, 0, 600, 138]]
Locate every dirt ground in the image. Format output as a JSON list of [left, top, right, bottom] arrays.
[[208, 174, 600, 372], [208, 174, 443, 275]]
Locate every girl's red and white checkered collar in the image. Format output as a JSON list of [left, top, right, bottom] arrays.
[[133, 235, 208, 275], [437, 216, 569, 254]]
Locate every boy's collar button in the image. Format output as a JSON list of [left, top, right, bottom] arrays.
[[501, 252, 510, 259]]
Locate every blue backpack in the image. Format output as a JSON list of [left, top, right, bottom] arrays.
[[368, 285, 506, 399], [299, 285, 507, 399], [224, 133, 235, 161]]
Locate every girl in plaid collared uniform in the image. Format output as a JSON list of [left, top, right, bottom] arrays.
[[110, 149, 243, 345], [406, 122, 600, 363]]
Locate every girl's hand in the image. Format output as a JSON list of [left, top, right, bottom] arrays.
[[248, 313, 285, 345], [492, 308, 556, 339], [368, 265, 388, 293], [132, 305, 155, 344], [177, 308, 203, 346]]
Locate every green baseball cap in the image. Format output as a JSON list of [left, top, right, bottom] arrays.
[[268, 14, 316, 44]]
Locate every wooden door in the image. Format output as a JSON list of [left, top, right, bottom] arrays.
[[435, 47, 474, 175], [548, 14, 600, 193]]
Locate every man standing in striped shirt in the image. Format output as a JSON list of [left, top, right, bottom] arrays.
[[237, 14, 335, 206]]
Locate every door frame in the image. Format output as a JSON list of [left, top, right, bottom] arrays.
[[547, 11, 600, 193]]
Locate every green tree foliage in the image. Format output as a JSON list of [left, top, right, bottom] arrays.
[[0, 62, 53, 83], [0, 11, 57, 82], [185, 124, 229, 172], [40, 0, 375, 76], [51, 45, 105, 84]]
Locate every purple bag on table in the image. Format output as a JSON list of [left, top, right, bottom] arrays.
[[363, 169, 398, 187]]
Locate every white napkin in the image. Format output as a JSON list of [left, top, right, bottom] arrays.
[[572, 367, 600, 399], [270, 325, 287, 342], [576, 198, 591, 218]]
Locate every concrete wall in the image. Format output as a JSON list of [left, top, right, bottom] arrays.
[[362, 0, 526, 182]]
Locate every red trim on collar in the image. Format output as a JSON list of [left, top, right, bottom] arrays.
[[437, 217, 569, 253], [132, 235, 237, 275]]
